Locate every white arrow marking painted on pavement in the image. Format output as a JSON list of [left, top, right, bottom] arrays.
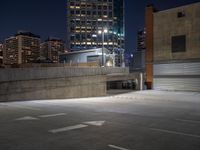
[[49, 124, 88, 133], [15, 116, 39, 121], [83, 121, 105, 126], [38, 113, 66, 118], [49, 121, 105, 134], [108, 144, 129, 150]]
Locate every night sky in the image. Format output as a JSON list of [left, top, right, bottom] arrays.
[[0, 0, 199, 53]]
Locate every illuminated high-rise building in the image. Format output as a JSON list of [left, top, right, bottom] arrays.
[[137, 29, 146, 51], [3, 31, 40, 65], [40, 37, 65, 63], [67, 0, 125, 52]]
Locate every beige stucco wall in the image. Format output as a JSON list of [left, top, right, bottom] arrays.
[[153, 2, 200, 62]]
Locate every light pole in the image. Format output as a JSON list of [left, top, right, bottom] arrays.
[[98, 28, 108, 67]]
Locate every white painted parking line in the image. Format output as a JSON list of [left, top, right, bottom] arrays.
[[150, 128, 200, 138], [38, 113, 66, 118], [83, 121, 105, 126], [108, 144, 129, 150], [15, 116, 39, 121], [175, 119, 200, 124], [9, 104, 40, 111], [49, 124, 88, 133]]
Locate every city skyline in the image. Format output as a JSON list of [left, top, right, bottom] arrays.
[[0, 2, 200, 149], [0, 0, 199, 53]]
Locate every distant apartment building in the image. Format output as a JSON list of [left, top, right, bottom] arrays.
[[67, 0, 125, 52], [0, 43, 3, 65], [145, 2, 200, 91], [3, 31, 40, 65], [40, 37, 65, 63]]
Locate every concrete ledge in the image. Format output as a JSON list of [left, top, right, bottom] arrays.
[[0, 67, 132, 101], [0, 67, 129, 82], [0, 75, 106, 102]]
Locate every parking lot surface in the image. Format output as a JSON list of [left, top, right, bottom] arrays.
[[0, 90, 200, 150]]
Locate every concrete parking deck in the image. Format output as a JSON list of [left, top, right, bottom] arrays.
[[0, 90, 200, 150]]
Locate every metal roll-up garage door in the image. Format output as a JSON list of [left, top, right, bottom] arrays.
[[153, 62, 200, 92]]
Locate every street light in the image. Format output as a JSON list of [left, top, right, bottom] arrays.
[[98, 28, 108, 67]]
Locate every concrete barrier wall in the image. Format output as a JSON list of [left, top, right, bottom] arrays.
[[0, 75, 106, 101], [0, 67, 128, 101], [0, 67, 129, 82]]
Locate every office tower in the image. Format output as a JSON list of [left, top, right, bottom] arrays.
[[137, 29, 146, 51], [40, 37, 65, 63], [67, 0, 125, 52], [3, 31, 40, 65]]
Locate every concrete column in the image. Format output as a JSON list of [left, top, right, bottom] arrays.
[[145, 5, 155, 89]]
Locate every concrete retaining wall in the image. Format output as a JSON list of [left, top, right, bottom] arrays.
[[0, 67, 129, 82], [0, 76, 106, 101], [0, 67, 128, 101]]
